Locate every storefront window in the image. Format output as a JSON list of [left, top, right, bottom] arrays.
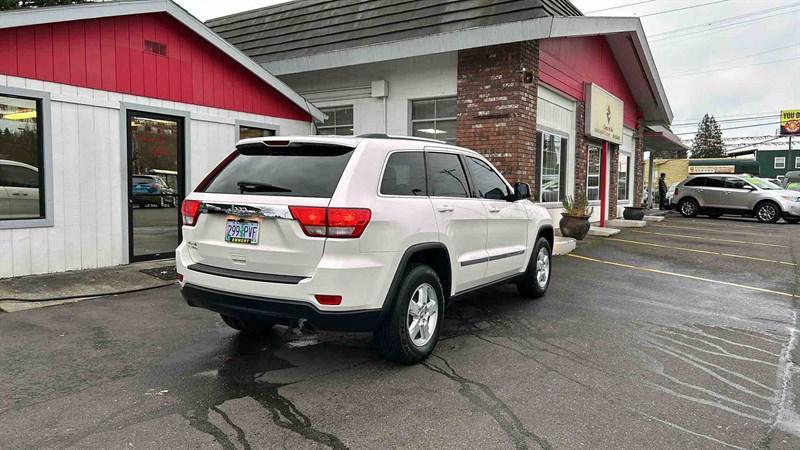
[[411, 97, 456, 144], [317, 106, 353, 135], [775, 157, 786, 169], [0, 94, 43, 220], [538, 131, 566, 203], [587, 145, 601, 201], [239, 125, 276, 140], [618, 154, 630, 201]]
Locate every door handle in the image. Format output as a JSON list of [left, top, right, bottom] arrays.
[[488, 206, 500, 213], [11, 192, 28, 197], [437, 205, 454, 213]]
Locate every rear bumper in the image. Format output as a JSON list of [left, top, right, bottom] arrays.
[[181, 283, 382, 331]]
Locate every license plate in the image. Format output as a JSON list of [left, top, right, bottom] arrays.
[[225, 220, 260, 244]]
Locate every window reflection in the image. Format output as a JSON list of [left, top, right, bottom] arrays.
[[0, 95, 42, 220]]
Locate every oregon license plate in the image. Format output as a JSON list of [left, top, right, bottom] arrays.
[[225, 220, 260, 244]]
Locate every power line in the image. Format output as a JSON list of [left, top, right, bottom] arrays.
[[585, 0, 660, 14], [639, 0, 729, 17], [675, 121, 780, 136], [673, 111, 781, 122], [663, 56, 800, 79], [649, 2, 800, 39], [725, 136, 784, 152], [672, 114, 780, 126]]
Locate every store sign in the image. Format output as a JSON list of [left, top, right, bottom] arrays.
[[585, 83, 624, 145], [688, 165, 735, 174], [780, 109, 800, 135]]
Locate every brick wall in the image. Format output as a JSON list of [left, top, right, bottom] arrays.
[[608, 144, 619, 219], [633, 120, 645, 207], [456, 41, 539, 187], [574, 101, 587, 196]]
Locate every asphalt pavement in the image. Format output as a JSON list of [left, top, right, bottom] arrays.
[[1, 214, 799, 449]]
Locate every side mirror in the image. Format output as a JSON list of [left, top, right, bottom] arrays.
[[513, 182, 531, 200]]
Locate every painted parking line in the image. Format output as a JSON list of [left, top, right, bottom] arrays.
[[648, 224, 771, 236], [680, 219, 765, 230], [567, 254, 798, 299], [606, 238, 797, 267], [629, 230, 788, 248]]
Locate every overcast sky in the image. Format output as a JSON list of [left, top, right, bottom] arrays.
[[177, 0, 800, 140]]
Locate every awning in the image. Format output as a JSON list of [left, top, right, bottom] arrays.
[[644, 126, 690, 157]]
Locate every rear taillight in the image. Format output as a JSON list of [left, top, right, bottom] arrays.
[[289, 206, 371, 238], [181, 199, 202, 226], [314, 294, 342, 305], [673, 188, 679, 196]]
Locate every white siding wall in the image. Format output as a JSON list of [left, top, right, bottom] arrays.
[[536, 85, 577, 225], [0, 75, 310, 278], [280, 53, 458, 136]]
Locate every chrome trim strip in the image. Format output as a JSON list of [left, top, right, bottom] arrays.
[[460, 249, 525, 267], [201, 203, 293, 220]]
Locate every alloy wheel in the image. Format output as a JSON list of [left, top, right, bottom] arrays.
[[536, 246, 550, 288], [407, 283, 439, 347], [758, 204, 777, 222]]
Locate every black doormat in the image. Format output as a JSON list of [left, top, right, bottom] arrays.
[[140, 265, 178, 281]]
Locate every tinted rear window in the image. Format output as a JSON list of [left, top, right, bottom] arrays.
[[380, 152, 427, 196], [203, 144, 354, 198], [684, 177, 706, 187]]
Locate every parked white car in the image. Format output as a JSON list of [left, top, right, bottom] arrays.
[[0, 159, 40, 220], [177, 135, 554, 363]]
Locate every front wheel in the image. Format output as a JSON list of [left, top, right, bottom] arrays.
[[220, 314, 275, 333], [375, 264, 444, 364], [517, 237, 552, 299], [678, 198, 699, 217], [755, 202, 781, 223]]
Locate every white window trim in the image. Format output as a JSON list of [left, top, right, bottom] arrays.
[[586, 144, 601, 203], [317, 105, 354, 135], [235, 119, 280, 141], [538, 129, 568, 205], [795, 156, 800, 169], [409, 96, 457, 144], [0, 85, 53, 230], [536, 85, 576, 205], [775, 156, 786, 169]]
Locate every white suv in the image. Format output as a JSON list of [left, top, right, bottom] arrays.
[[177, 135, 554, 363]]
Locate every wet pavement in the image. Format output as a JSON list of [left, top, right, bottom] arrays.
[[1, 214, 799, 449]]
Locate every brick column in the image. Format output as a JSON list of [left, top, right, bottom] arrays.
[[633, 120, 645, 207], [574, 101, 588, 196], [456, 41, 538, 187], [608, 144, 619, 219]]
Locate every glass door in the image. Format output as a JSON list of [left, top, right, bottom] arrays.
[[127, 111, 185, 261]]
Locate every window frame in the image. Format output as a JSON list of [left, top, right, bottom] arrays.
[[463, 155, 512, 201], [377, 150, 429, 198], [410, 96, 457, 144], [0, 86, 53, 229], [775, 156, 786, 169], [537, 130, 568, 204], [234, 119, 279, 141], [617, 153, 631, 201], [586, 145, 601, 202], [795, 156, 800, 169], [317, 105, 354, 136]]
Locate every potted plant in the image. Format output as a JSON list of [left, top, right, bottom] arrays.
[[623, 205, 646, 220], [560, 193, 593, 240]]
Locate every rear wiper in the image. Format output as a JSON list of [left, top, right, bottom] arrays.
[[237, 181, 292, 193]]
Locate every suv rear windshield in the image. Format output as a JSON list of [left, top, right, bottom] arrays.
[[203, 144, 355, 198]]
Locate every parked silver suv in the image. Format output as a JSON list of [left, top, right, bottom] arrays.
[[671, 175, 800, 224]]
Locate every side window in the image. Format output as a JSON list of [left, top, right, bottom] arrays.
[[380, 152, 427, 196], [464, 157, 509, 200], [725, 177, 746, 189], [705, 177, 725, 188], [684, 177, 706, 187], [426, 152, 469, 198]]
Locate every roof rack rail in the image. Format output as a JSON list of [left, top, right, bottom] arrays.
[[356, 133, 447, 144]]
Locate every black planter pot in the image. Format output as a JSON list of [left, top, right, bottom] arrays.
[[623, 207, 646, 221], [559, 213, 591, 240]]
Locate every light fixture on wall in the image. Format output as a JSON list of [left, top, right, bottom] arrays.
[[519, 67, 534, 85]]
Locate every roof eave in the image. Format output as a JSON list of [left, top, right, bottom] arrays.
[[260, 16, 670, 126], [0, 0, 322, 121]]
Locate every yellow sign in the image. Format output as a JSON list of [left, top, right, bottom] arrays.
[[781, 109, 800, 135], [688, 165, 735, 174], [585, 83, 624, 145]]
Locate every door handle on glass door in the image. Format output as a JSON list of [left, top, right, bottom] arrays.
[[437, 205, 454, 213]]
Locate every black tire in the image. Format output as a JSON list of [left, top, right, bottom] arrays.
[[516, 237, 552, 299], [374, 264, 444, 364], [785, 218, 799, 224], [754, 201, 781, 223], [678, 198, 699, 217], [220, 314, 275, 333]]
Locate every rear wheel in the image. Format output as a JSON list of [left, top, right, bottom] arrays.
[[375, 264, 443, 364], [755, 202, 781, 223], [220, 314, 275, 333], [517, 237, 552, 299], [678, 198, 699, 217]]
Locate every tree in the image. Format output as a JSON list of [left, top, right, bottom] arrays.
[[0, 0, 89, 9], [691, 114, 725, 158]]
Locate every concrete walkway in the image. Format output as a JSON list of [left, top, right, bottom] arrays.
[[0, 260, 176, 312]]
